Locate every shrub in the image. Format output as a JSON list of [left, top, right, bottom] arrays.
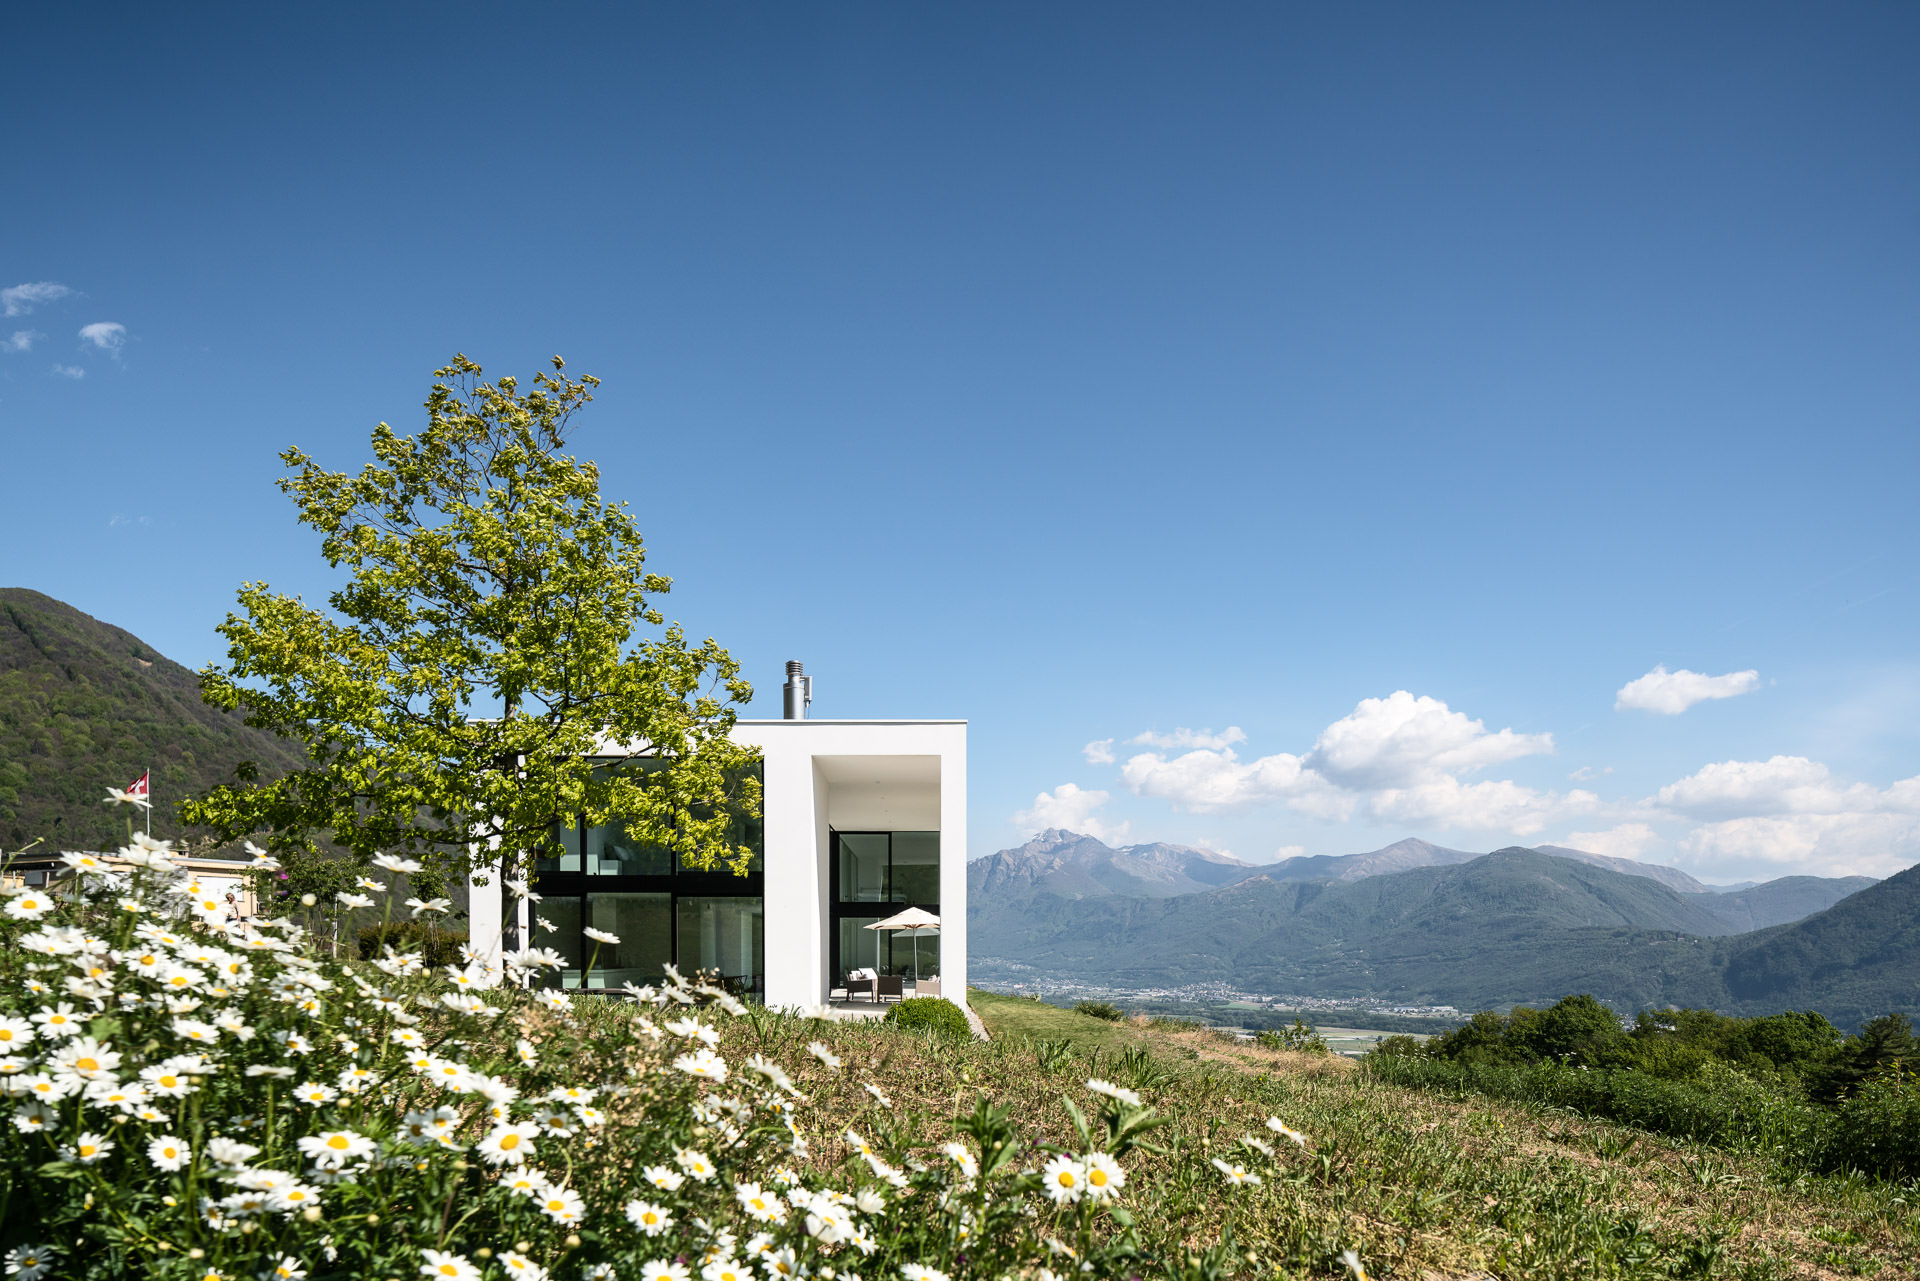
[[884, 995, 974, 1038], [356, 920, 469, 967], [1825, 1073, 1920, 1178], [1075, 1000, 1125, 1022], [1371, 1034, 1426, 1058], [1256, 1018, 1329, 1054]]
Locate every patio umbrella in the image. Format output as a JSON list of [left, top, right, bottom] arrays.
[[864, 906, 941, 981]]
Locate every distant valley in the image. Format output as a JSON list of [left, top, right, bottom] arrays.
[[968, 830, 1908, 1028]]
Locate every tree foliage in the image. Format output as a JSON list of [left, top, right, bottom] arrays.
[[184, 355, 760, 883]]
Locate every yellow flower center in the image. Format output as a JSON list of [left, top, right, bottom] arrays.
[[438, 1268, 459, 1278], [79, 1144, 97, 1156], [1058, 1171, 1076, 1187], [500, 1133, 521, 1150], [327, 1136, 350, 1150], [1090, 1169, 1108, 1186], [76, 1057, 99, 1071]]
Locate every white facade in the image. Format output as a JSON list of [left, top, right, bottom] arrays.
[[469, 718, 966, 1012]]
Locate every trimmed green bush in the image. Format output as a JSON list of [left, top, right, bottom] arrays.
[[1075, 1000, 1125, 1022], [885, 995, 974, 1038], [356, 920, 469, 967]]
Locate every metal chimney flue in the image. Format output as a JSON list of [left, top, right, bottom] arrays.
[[782, 660, 812, 720]]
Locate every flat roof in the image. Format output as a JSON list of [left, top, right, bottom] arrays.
[[734, 719, 966, 725]]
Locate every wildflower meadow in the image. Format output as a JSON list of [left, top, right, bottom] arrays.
[[0, 795, 1354, 1281]]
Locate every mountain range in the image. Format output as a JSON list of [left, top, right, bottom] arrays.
[[968, 831, 1904, 1027], [0, 588, 306, 850]]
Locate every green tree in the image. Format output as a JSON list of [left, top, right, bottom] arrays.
[[184, 355, 760, 889]]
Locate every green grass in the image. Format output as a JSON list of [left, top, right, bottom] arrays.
[[904, 988, 1920, 1278]]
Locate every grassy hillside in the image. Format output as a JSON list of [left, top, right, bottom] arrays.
[[0, 588, 306, 850], [936, 991, 1918, 1277]]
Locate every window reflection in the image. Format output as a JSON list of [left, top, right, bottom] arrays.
[[676, 897, 763, 995]]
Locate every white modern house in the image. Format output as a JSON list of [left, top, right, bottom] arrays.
[[468, 662, 966, 1012]]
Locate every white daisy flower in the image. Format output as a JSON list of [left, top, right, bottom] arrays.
[[292, 1081, 338, 1106], [639, 1264, 689, 1281], [1085, 1078, 1142, 1107], [64, 1131, 114, 1163], [5, 892, 55, 920], [296, 1129, 376, 1168], [1265, 1116, 1307, 1147], [625, 1199, 673, 1236], [734, 1182, 785, 1224], [899, 1267, 949, 1281], [474, 1121, 539, 1166], [371, 853, 424, 874], [11, 1102, 56, 1134], [674, 1146, 716, 1181], [4, 1244, 56, 1281], [642, 1163, 685, 1191], [939, 1141, 978, 1181], [31, 1004, 85, 1038], [1339, 1250, 1369, 1281], [500, 1254, 547, 1281], [267, 1183, 322, 1213], [417, 1250, 478, 1281], [1082, 1151, 1125, 1201], [702, 1259, 749, 1281], [206, 1136, 261, 1166], [1210, 1156, 1261, 1186], [0, 1016, 36, 1049], [48, 1036, 120, 1079], [673, 1048, 728, 1082], [1041, 1155, 1086, 1204], [806, 1041, 841, 1070], [583, 927, 620, 944], [536, 1184, 585, 1225], [147, 1134, 191, 1171]]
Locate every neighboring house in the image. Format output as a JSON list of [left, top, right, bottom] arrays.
[[4, 853, 260, 921], [468, 663, 967, 1012]]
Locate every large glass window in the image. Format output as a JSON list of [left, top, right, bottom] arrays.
[[530, 757, 766, 999], [541, 896, 585, 988], [838, 833, 889, 902], [585, 893, 673, 989], [890, 831, 940, 905], [676, 897, 764, 994], [830, 830, 941, 983]]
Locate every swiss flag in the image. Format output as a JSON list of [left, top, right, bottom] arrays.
[[127, 772, 149, 800]]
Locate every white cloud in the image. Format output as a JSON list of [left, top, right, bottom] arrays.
[[50, 364, 84, 380], [1568, 765, 1612, 782], [1640, 756, 1920, 878], [1679, 812, 1920, 880], [78, 322, 126, 354], [1013, 783, 1130, 844], [2, 281, 72, 317], [1082, 738, 1115, 765], [1306, 691, 1553, 789], [1655, 755, 1876, 821], [1368, 776, 1598, 836], [1562, 823, 1660, 860], [1615, 665, 1760, 714], [1272, 844, 1305, 862], [1112, 691, 1579, 832], [2, 330, 38, 353], [1130, 727, 1247, 751], [1120, 743, 1352, 818]]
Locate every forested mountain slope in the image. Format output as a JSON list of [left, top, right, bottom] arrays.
[[0, 589, 305, 849]]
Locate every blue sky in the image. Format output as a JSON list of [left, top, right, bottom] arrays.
[[5, 4, 1918, 881]]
